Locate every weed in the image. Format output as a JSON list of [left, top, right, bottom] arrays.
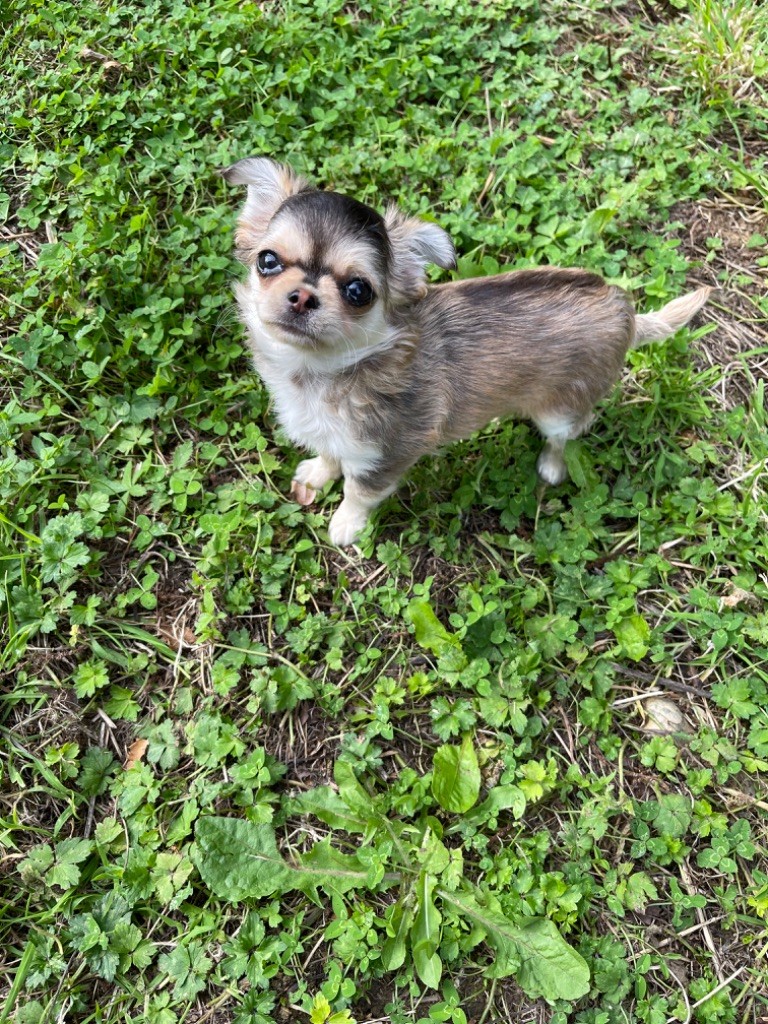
[[664, 0, 768, 103], [1, 0, 767, 1021]]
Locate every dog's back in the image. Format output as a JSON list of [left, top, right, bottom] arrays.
[[416, 267, 635, 437]]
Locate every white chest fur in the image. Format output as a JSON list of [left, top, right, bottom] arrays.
[[266, 366, 377, 469], [236, 278, 383, 476]]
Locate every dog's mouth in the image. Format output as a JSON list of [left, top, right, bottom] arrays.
[[266, 319, 319, 346]]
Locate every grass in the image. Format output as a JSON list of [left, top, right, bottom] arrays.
[[665, 0, 768, 103], [1, 0, 768, 1022]]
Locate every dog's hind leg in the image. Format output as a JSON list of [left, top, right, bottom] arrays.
[[533, 411, 594, 485]]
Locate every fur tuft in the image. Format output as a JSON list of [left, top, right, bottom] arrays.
[[633, 286, 715, 347]]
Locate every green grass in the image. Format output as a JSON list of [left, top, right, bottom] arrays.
[[665, 0, 768, 103], [2, 1, 768, 1022]]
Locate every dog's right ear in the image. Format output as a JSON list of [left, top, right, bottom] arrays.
[[384, 207, 456, 303], [220, 157, 311, 259]]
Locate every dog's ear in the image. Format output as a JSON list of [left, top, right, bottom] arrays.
[[221, 157, 311, 260], [384, 207, 456, 303]]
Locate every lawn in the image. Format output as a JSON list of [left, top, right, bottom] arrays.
[[2, 1, 768, 1022]]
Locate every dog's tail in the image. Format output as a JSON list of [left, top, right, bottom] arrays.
[[632, 286, 715, 347]]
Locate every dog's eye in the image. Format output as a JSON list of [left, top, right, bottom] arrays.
[[342, 278, 374, 308], [257, 250, 284, 276]]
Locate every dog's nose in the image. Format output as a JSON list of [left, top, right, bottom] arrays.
[[287, 288, 319, 314]]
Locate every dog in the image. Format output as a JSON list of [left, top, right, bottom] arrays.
[[222, 157, 713, 546]]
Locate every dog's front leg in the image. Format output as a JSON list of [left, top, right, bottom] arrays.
[[328, 475, 397, 547], [290, 454, 341, 506]]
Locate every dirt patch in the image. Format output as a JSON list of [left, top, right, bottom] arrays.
[[671, 196, 768, 409], [264, 701, 342, 789], [677, 197, 768, 258]]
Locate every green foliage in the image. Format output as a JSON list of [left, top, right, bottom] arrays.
[[308, 993, 357, 1024], [441, 891, 590, 999], [69, 894, 155, 983], [193, 795, 590, 1000], [663, 0, 768, 101], [613, 614, 652, 662], [431, 735, 481, 813], [194, 818, 293, 900], [3, 0, 767, 1021], [406, 597, 467, 672], [19, 838, 90, 890]]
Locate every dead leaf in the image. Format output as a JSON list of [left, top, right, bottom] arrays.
[[123, 738, 148, 770], [80, 47, 124, 77], [721, 585, 759, 610], [156, 620, 199, 650], [643, 696, 689, 734]]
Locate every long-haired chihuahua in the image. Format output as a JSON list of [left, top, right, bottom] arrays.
[[222, 157, 712, 546]]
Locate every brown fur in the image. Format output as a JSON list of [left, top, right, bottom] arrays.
[[221, 157, 714, 544]]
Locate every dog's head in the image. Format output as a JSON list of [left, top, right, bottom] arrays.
[[221, 157, 455, 356]]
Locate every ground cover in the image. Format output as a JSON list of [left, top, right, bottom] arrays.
[[1, 1, 767, 1021]]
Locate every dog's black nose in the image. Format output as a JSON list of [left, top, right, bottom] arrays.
[[287, 288, 319, 314]]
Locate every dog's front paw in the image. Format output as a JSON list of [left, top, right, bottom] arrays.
[[328, 501, 369, 547], [290, 479, 317, 506], [290, 456, 340, 506], [537, 445, 569, 486]]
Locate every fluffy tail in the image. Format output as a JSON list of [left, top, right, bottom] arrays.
[[632, 286, 715, 347]]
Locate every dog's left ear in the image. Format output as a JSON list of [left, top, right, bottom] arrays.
[[385, 207, 456, 303], [221, 156, 311, 261]]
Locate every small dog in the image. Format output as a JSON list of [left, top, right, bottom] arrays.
[[222, 157, 712, 546]]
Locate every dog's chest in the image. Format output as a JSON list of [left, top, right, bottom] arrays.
[[262, 366, 380, 472]]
